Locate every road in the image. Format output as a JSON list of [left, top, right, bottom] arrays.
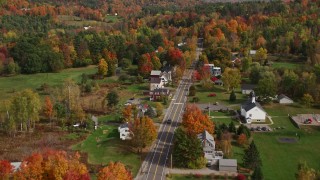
[[136, 41, 203, 180]]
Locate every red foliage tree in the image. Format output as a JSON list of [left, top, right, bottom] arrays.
[[97, 161, 133, 180], [138, 53, 153, 77], [0, 160, 13, 179]]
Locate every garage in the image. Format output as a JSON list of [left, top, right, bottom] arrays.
[[219, 159, 237, 172]]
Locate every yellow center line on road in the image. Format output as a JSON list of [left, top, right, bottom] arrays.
[[152, 71, 191, 180]]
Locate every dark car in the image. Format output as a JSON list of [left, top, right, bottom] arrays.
[[166, 119, 172, 124], [261, 127, 267, 131]]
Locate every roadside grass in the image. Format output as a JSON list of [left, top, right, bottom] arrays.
[[253, 115, 320, 180], [190, 84, 247, 106], [168, 174, 238, 180], [72, 125, 140, 176]]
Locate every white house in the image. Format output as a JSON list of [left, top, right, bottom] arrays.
[[118, 123, 132, 140], [241, 95, 266, 123], [277, 94, 294, 104], [204, 64, 221, 77], [150, 70, 171, 91], [197, 130, 223, 165]]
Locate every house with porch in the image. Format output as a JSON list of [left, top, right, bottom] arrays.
[[197, 130, 223, 165]]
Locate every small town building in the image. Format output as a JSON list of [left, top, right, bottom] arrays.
[[219, 159, 237, 172], [149, 88, 170, 101], [150, 70, 171, 91], [204, 64, 221, 77], [241, 84, 256, 95], [277, 94, 294, 104], [241, 94, 266, 123], [197, 130, 223, 165], [118, 123, 132, 140]]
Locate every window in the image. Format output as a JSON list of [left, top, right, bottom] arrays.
[[122, 134, 125, 136], [249, 114, 252, 117]]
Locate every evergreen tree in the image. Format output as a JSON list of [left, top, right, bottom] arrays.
[[252, 165, 263, 180], [243, 141, 262, 170], [229, 90, 237, 102], [237, 124, 251, 138], [228, 121, 237, 133]]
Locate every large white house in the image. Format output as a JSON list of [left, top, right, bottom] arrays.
[[197, 130, 223, 165], [118, 123, 132, 140], [150, 70, 171, 91], [241, 95, 266, 123]]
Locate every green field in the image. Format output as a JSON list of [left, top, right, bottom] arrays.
[[0, 66, 117, 100], [189, 84, 247, 106], [272, 62, 300, 70], [72, 125, 141, 176], [253, 103, 320, 180]]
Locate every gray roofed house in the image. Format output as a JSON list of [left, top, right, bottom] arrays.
[[241, 84, 256, 95], [277, 94, 293, 104], [197, 130, 223, 165]]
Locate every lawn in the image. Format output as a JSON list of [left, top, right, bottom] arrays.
[[72, 125, 141, 176], [272, 62, 300, 70], [264, 103, 320, 116], [168, 174, 237, 180], [253, 115, 320, 180], [190, 84, 247, 106]]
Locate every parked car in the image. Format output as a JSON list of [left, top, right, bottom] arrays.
[[261, 127, 268, 131], [304, 118, 312, 124], [250, 127, 255, 131], [166, 119, 172, 124], [256, 126, 261, 131]]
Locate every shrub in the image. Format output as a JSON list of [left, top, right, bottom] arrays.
[[208, 93, 216, 97], [236, 174, 246, 180], [229, 90, 237, 101]]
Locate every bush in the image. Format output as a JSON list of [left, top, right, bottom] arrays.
[[192, 97, 199, 102], [189, 85, 196, 96], [229, 90, 237, 101], [85, 83, 92, 93], [236, 174, 246, 180], [119, 74, 130, 82]]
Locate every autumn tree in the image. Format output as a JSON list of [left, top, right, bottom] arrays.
[[130, 116, 157, 153], [97, 58, 108, 78], [43, 96, 53, 121], [255, 47, 267, 65], [221, 67, 241, 92], [237, 133, 247, 146], [0, 160, 13, 180], [173, 127, 205, 169], [221, 131, 232, 157], [13, 150, 89, 180], [182, 104, 214, 135], [138, 53, 153, 78], [105, 91, 119, 109], [155, 102, 163, 117], [97, 162, 133, 180], [296, 162, 317, 180], [243, 141, 262, 170], [122, 105, 132, 122], [256, 76, 278, 103]]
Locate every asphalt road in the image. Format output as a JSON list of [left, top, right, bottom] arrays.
[[136, 38, 203, 180]]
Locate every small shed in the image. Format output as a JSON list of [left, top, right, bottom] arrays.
[[277, 94, 293, 104], [219, 159, 237, 172]]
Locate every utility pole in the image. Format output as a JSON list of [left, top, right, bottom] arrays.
[[171, 153, 172, 170]]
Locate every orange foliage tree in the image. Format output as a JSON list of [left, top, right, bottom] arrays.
[[182, 104, 214, 135], [97, 161, 133, 180], [122, 105, 132, 122], [13, 150, 89, 180], [43, 96, 53, 121], [0, 160, 13, 179], [237, 133, 247, 146]]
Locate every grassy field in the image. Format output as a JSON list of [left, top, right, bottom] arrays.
[[189, 84, 247, 106], [272, 62, 300, 70], [72, 125, 141, 176], [252, 103, 320, 180]]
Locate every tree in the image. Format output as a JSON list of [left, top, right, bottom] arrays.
[[301, 93, 314, 107], [0, 160, 13, 179], [106, 91, 119, 108], [237, 124, 251, 138], [228, 121, 237, 133], [255, 76, 277, 103], [13, 150, 89, 180], [130, 116, 157, 153], [281, 70, 298, 96], [243, 141, 262, 170], [255, 47, 267, 65], [138, 53, 153, 78], [43, 96, 53, 121], [97, 162, 133, 180], [144, 105, 156, 118], [122, 105, 132, 122], [173, 128, 205, 169], [296, 162, 317, 180], [252, 165, 263, 180], [221, 131, 232, 157], [229, 90, 237, 102], [182, 104, 214, 135], [241, 56, 252, 72], [189, 85, 196, 96], [97, 58, 108, 77], [221, 67, 241, 92], [237, 133, 247, 146], [155, 102, 163, 117], [10, 89, 41, 132]]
